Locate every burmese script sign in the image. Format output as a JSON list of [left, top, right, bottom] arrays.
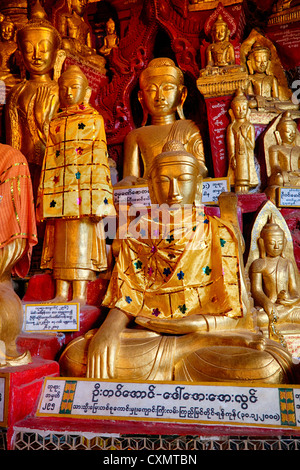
[[37, 378, 300, 430], [113, 179, 229, 207], [278, 187, 300, 208], [23, 303, 79, 332]]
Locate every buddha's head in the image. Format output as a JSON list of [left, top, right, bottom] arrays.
[[276, 111, 297, 145], [248, 42, 271, 74], [17, 1, 63, 77], [71, 0, 87, 17], [0, 17, 15, 42], [58, 65, 91, 107], [138, 58, 187, 125], [106, 18, 116, 34], [259, 214, 285, 258], [211, 14, 230, 43], [231, 88, 249, 119], [148, 140, 202, 207]]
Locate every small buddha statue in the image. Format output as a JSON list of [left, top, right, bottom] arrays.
[[55, 0, 106, 74], [249, 214, 300, 336], [266, 111, 300, 190], [227, 89, 259, 193], [0, 16, 19, 88], [199, 14, 245, 77], [0, 144, 37, 367], [5, 0, 66, 200], [59, 141, 294, 385], [246, 42, 299, 114], [122, 57, 208, 182], [99, 18, 119, 57], [37, 65, 115, 306]]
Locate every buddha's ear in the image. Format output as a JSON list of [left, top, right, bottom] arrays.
[[53, 49, 66, 82], [138, 90, 148, 126], [194, 174, 203, 206], [147, 177, 157, 204], [84, 86, 92, 104], [258, 237, 265, 259], [177, 85, 187, 120], [247, 58, 254, 75]]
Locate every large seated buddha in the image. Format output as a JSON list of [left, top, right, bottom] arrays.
[[59, 141, 295, 384]]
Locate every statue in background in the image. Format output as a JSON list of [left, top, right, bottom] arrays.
[[37, 65, 115, 306], [122, 57, 207, 183], [60, 141, 294, 385], [264, 111, 300, 194], [54, 0, 106, 74], [199, 14, 243, 77], [5, 0, 66, 200], [242, 37, 299, 116], [99, 17, 119, 57], [0, 15, 20, 88], [0, 144, 37, 367], [247, 202, 300, 341], [226, 88, 259, 193]]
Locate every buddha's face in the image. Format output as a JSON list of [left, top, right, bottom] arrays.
[[212, 23, 228, 42], [19, 29, 57, 75], [1, 22, 14, 41], [252, 51, 269, 73], [232, 99, 248, 119], [262, 232, 284, 258], [59, 75, 88, 107], [150, 159, 200, 207], [71, 0, 87, 16], [278, 122, 297, 145], [139, 73, 183, 118]]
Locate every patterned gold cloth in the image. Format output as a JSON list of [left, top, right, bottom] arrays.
[[37, 104, 115, 220], [103, 207, 243, 319]]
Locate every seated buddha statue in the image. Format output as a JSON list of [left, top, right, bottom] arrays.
[[249, 209, 300, 338], [122, 57, 208, 183], [37, 65, 115, 306], [5, 0, 66, 200], [0, 15, 20, 88], [227, 88, 259, 193], [59, 141, 295, 384], [99, 18, 119, 57], [54, 0, 106, 74], [245, 41, 299, 115], [266, 111, 300, 191], [199, 14, 245, 77], [0, 144, 37, 367]]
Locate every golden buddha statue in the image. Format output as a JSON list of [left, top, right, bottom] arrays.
[[0, 144, 37, 367], [122, 57, 207, 183], [5, 0, 66, 199], [0, 15, 19, 88], [59, 141, 295, 384], [264, 112, 300, 197], [37, 65, 115, 306], [54, 0, 106, 74], [247, 206, 300, 339], [227, 88, 259, 193], [99, 17, 119, 57], [200, 14, 242, 77], [245, 41, 299, 115]]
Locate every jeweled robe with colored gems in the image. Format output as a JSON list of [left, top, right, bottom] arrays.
[[103, 207, 243, 319], [37, 103, 115, 278]]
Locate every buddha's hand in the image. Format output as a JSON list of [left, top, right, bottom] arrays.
[[135, 314, 207, 335], [277, 290, 300, 306], [34, 86, 53, 129], [86, 326, 119, 379], [86, 308, 131, 379]]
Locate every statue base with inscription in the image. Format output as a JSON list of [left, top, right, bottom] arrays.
[[0, 358, 59, 432]]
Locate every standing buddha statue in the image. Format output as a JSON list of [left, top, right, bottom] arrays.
[[5, 0, 66, 199]]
